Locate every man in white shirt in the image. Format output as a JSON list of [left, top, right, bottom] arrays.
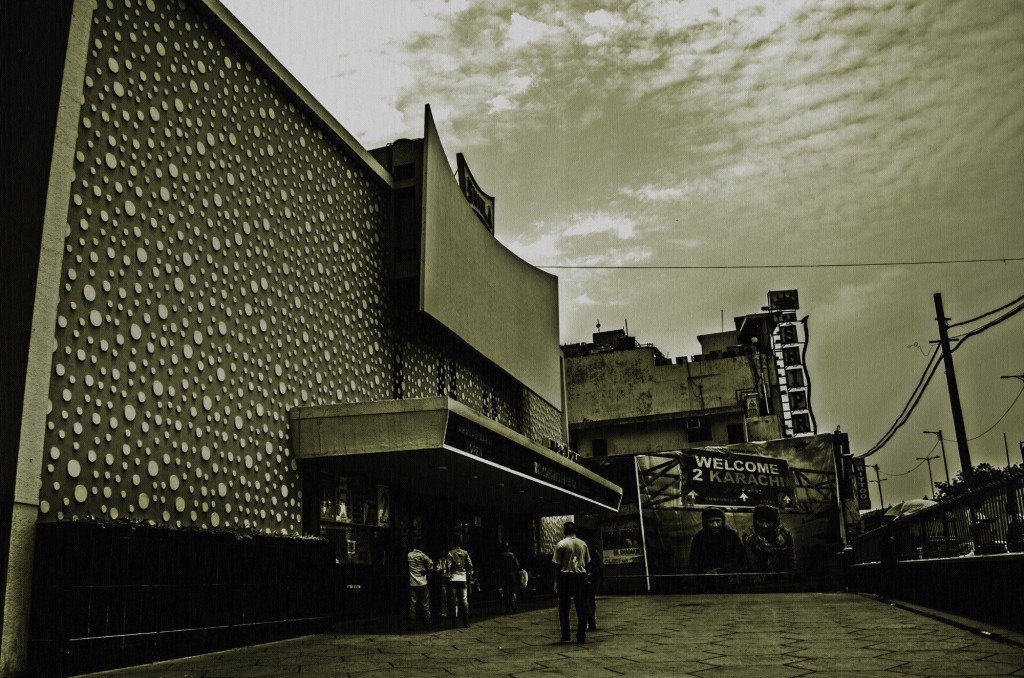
[[552, 521, 592, 643]]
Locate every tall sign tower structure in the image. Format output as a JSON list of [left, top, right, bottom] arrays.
[[767, 290, 816, 437]]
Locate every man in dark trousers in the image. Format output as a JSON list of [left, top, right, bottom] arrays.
[[552, 521, 591, 644], [498, 543, 521, 613], [406, 542, 434, 629], [689, 506, 745, 574]]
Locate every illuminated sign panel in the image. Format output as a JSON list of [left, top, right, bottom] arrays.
[[456, 153, 495, 234], [852, 457, 872, 510]]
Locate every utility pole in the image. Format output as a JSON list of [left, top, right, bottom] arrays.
[[934, 293, 974, 484], [870, 464, 887, 508], [916, 454, 940, 499], [924, 430, 951, 484], [1006, 433, 1012, 468]]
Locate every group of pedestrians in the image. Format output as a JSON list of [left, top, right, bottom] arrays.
[[406, 521, 601, 644], [406, 535, 475, 629]]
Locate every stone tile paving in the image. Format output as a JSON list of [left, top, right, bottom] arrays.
[[76, 593, 1024, 677]]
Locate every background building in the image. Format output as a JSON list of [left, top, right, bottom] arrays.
[[1, 1, 618, 674], [562, 290, 815, 459]]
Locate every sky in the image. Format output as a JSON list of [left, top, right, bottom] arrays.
[[220, 0, 1024, 507]]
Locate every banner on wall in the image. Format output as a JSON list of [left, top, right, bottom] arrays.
[[620, 434, 842, 584]]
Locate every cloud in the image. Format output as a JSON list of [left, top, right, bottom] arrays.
[[563, 212, 638, 239], [507, 12, 562, 48], [620, 179, 715, 202], [584, 10, 624, 29], [503, 232, 562, 266], [571, 293, 600, 307], [487, 95, 513, 113], [485, 74, 534, 114]]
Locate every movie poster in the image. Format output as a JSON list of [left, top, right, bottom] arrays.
[[377, 485, 390, 527], [601, 520, 644, 564]]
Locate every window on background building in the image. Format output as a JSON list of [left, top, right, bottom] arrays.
[[792, 413, 812, 434], [685, 417, 713, 443], [727, 423, 745, 444], [592, 438, 608, 457]]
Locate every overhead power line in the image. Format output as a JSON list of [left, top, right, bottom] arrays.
[[537, 257, 1024, 271], [965, 384, 1024, 442], [878, 439, 940, 477], [949, 293, 1024, 328], [858, 295, 1024, 459]]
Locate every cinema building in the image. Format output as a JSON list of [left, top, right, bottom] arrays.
[[1, 1, 620, 674]]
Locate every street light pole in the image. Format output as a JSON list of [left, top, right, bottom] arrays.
[[924, 430, 950, 484], [916, 454, 940, 499]]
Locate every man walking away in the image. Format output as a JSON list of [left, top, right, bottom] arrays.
[[407, 542, 434, 629], [552, 521, 591, 644], [498, 543, 521, 613]]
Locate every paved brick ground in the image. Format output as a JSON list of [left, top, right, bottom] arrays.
[[77, 593, 1024, 677]]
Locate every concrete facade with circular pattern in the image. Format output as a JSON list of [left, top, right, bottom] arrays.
[[37, 0, 563, 534]]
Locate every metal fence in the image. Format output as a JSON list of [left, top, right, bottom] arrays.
[[849, 469, 1024, 564]]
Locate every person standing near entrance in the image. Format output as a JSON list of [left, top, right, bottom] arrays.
[[498, 543, 521, 614], [585, 547, 603, 631], [552, 521, 591, 644], [446, 535, 474, 627], [407, 542, 434, 630]]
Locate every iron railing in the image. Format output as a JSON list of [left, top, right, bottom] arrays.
[[849, 469, 1024, 564]]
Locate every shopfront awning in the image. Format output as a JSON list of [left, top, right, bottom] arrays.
[[290, 397, 622, 515]]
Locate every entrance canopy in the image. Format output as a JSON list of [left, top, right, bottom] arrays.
[[290, 397, 622, 515]]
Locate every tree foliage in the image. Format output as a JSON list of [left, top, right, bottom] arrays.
[[932, 462, 1024, 502]]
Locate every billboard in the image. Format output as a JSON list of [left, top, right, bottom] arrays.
[[594, 435, 842, 588]]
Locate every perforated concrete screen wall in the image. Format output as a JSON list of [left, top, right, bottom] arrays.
[[39, 0, 395, 531]]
